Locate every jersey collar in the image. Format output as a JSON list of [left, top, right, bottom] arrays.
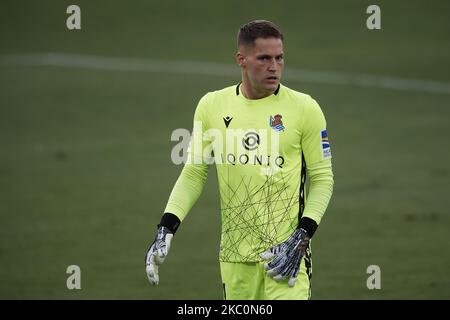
[[235, 82, 280, 96]]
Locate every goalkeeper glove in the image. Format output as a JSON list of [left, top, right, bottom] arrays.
[[261, 228, 310, 287], [145, 225, 173, 285]]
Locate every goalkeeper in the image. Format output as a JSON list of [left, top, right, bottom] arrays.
[[145, 20, 334, 300]]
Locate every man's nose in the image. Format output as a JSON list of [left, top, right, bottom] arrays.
[[268, 58, 277, 71]]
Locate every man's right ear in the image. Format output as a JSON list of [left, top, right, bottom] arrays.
[[236, 52, 246, 67]]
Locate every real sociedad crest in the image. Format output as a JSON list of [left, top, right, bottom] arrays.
[[269, 114, 285, 132]]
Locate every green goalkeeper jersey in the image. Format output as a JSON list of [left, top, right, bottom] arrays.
[[165, 83, 334, 262]]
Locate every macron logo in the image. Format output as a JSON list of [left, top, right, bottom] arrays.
[[223, 116, 233, 128]]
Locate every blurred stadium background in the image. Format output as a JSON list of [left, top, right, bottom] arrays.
[[1, 0, 449, 299]]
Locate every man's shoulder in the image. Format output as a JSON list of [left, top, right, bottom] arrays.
[[196, 85, 237, 111], [194, 85, 237, 118], [280, 84, 322, 112], [280, 84, 315, 103], [201, 84, 237, 99]]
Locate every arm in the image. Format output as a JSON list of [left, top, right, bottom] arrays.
[[298, 161, 334, 237], [163, 161, 209, 224], [145, 93, 212, 285], [299, 97, 334, 236], [262, 97, 334, 286]]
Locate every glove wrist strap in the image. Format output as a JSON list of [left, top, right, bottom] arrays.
[[158, 212, 181, 234], [298, 216, 318, 238]]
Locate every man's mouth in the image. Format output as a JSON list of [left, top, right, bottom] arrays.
[[266, 76, 278, 81]]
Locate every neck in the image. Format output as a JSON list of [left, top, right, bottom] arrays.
[[240, 79, 274, 100]]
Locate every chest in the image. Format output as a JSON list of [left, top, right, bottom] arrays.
[[206, 102, 303, 154]]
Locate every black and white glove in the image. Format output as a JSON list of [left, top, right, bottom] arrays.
[[261, 228, 310, 287], [145, 226, 173, 285]]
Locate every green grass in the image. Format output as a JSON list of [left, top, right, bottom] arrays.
[[1, 0, 449, 299]]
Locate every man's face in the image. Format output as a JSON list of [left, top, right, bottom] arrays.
[[237, 37, 284, 95]]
